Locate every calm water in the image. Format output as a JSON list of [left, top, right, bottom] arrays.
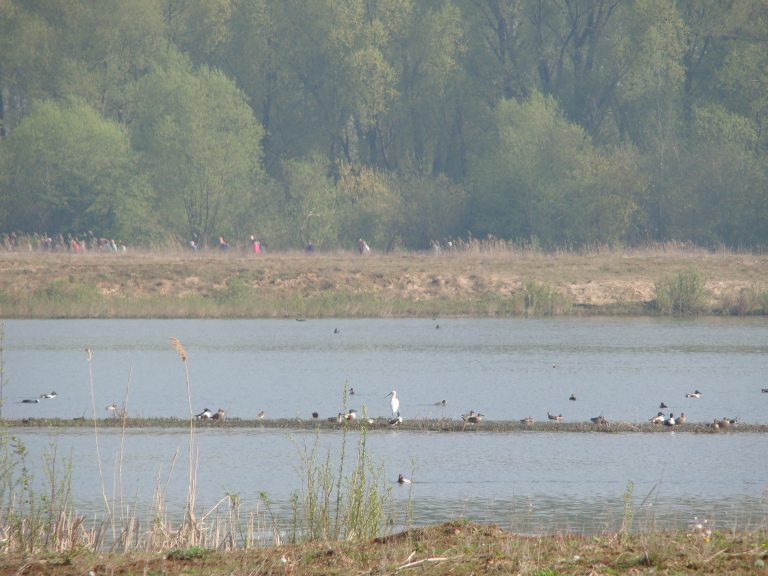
[[3, 318, 768, 533]]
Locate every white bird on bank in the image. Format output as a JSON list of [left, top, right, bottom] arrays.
[[386, 390, 400, 416]]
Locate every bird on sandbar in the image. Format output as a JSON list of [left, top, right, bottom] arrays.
[[196, 408, 212, 420], [461, 410, 484, 424], [211, 408, 226, 420], [649, 411, 665, 424], [386, 390, 400, 416], [547, 412, 563, 421]]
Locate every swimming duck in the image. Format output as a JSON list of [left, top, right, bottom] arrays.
[[650, 411, 665, 424], [434, 399, 447, 406], [569, 394, 576, 401], [659, 402, 668, 409], [40, 391, 57, 399], [685, 390, 702, 399], [547, 412, 563, 421], [762, 388, 768, 393], [349, 387, 355, 395], [195, 408, 212, 420], [21, 398, 40, 404], [663, 413, 676, 426], [397, 474, 411, 484], [211, 408, 226, 420]]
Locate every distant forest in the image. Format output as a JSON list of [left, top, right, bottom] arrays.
[[1, 0, 766, 250]]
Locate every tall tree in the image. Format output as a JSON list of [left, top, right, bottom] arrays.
[[129, 53, 264, 246], [0, 98, 150, 241]]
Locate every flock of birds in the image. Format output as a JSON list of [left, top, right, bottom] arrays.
[[18, 385, 762, 485]]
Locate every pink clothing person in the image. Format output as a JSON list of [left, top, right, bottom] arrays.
[[250, 235, 261, 254]]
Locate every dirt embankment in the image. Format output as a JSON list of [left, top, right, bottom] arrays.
[[1, 248, 766, 316]]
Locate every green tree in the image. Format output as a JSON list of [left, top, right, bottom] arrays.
[[0, 98, 150, 241], [129, 53, 264, 246]]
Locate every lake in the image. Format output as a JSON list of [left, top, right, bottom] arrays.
[[3, 318, 768, 535]]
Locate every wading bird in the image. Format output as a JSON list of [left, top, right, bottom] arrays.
[[386, 390, 399, 416]]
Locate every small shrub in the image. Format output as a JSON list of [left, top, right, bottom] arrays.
[[653, 268, 708, 315], [166, 546, 209, 560]]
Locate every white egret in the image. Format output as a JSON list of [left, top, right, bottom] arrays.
[[386, 390, 399, 415]]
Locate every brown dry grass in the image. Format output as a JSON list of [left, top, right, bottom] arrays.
[[1, 521, 765, 575], [1, 246, 767, 317]]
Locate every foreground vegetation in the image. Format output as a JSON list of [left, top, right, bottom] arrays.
[[2, 245, 768, 318], [0, 521, 765, 575]]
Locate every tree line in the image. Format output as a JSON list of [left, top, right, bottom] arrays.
[[1, 0, 766, 250]]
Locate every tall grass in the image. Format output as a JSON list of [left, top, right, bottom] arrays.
[[290, 389, 394, 543]]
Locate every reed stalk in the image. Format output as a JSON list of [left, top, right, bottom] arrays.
[[170, 337, 199, 546]]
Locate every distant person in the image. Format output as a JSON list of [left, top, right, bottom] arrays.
[[358, 238, 371, 255], [305, 241, 314, 253], [250, 235, 261, 254], [218, 236, 230, 252]]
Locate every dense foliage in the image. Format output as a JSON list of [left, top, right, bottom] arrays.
[[1, 0, 766, 250]]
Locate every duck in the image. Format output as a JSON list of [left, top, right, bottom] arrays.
[[685, 390, 702, 399], [388, 413, 403, 426], [349, 387, 355, 395], [663, 413, 676, 426], [311, 411, 319, 419], [659, 402, 668, 409], [461, 410, 484, 424], [397, 474, 411, 485], [650, 411, 665, 424], [709, 418, 720, 431], [434, 399, 447, 407], [256, 411, 266, 420], [21, 398, 40, 404], [520, 416, 535, 426], [195, 408, 212, 420], [762, 388, 768, 393], [211, 408, 226, 420], [590, 415, 608, 426], [547, 412, 563, 421], [569, 394, 577, 401], [343, 409, 357, 421], [40, 391, 57, 399], [677, 412, 686, 425]]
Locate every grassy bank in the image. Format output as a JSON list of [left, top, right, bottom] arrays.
[[0, 520, 765, 575], [1, 245, 768, 318]]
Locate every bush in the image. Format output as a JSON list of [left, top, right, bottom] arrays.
[[653, 268, 708, 315]]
